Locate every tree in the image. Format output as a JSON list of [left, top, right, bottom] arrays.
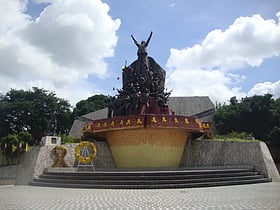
[[72, 94, 110, 118], [214, 94, 277, 142], [0, 131, 32, 165], [269, 97, 280, 148], [18, 131, 32, 146], [0, 87, 72, 144], [0, 134, 19, 165]]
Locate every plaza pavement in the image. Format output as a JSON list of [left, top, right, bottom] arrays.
[[0, 182, 279, 209]]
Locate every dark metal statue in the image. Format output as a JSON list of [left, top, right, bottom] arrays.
[[131, 31, 153, 56], [108, 32, 172, 117]]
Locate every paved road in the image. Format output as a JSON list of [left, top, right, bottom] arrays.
[[0, 183, 279, 209]]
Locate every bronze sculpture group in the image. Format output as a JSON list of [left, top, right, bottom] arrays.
[[108, 32, 172, 117]]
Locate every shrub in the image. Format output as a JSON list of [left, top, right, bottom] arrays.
[[60, 135, 81, 144], [214, 131, 260, 142]]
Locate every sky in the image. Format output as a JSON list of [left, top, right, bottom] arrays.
[[0, 0, 279, 107]]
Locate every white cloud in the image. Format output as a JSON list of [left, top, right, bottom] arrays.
[[248, 80, 280, 99], [0, 0, 30, 33], [0, 0, 120, 105], [167, 13, 280, 72], [166, 12, 280, 103], [166, 69, 247, 104]]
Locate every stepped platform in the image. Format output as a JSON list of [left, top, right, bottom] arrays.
[[30, 166, 271, 189]]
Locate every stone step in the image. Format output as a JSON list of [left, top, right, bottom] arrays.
[[45, 167, 252, 174], [40, 171, 259, 180], [30, 177, 271, 189], [30, 166, 271, 189], [33, 174, 266, 184]]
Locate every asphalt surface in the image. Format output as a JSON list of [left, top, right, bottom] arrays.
[[0, 182, 279, 209]]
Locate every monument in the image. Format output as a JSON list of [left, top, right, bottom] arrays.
[[15, 33, 278, 189], [82, 32, 211, 168]]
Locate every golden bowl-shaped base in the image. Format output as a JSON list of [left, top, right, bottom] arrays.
[[105, 128, 190, 168]]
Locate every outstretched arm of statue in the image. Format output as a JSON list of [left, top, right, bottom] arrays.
[[131, 35, 140, 47], [145, 31, 153, 47]]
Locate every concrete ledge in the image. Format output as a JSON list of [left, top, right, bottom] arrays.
[[259, 142, 280, 182], [0, 165, 18, 179], [15, 146, 40, 185], [180, 139, 280, 182], [0, 179, 15, 185], [15, 142, 116, 185], [15, 139, 280, 185]]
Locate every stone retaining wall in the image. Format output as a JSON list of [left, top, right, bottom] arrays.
[[15, 142, 115, 185], [30, 142, 116, 178], [0, 151, 27, 166], [14, 139, 280, 185], [180, 139, 280, 182], [0, 165, 18, 179]]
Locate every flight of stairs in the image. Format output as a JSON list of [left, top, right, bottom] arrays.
[[30, 166, 271, 189]]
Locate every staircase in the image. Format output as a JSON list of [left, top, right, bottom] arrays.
[[30, 166, 271, 189]]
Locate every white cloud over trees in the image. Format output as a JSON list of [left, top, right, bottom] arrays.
[[166, 12, 280, 103], [0, 0, 120, 104], [249, 81, 280, 98], [0, 0, 279, 105]]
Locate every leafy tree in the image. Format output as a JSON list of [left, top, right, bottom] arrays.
[[0, 134, 19, 165], [269, 97, 280, 148], [0, 87, 72, 144], [214, 94, 277, 142], [18, 131, 32, 146], [0, 131, 32, 165], [72, 94, 110, 118]]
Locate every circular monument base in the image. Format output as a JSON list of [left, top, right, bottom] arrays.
[[83, 114, 208, 168], [105, 128, 189, 168]]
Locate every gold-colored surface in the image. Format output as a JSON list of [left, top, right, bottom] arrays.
[[74, 141, 97, 163], [106, 128, 189, 168], [51, 145, 69, 168]]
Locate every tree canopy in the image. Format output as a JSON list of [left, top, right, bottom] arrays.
[[214, 94, 280, 144], [72, 94, 109, 119], [0, 87, 72, 144]]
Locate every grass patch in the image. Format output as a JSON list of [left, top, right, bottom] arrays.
[[60, 135, 81, 144], [213, 132, 261, 142], [212, 137, 261, 143]]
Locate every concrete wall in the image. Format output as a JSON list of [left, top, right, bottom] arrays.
[[0, 151, 28, 182], [180, 139, 280, 182], [0, 165, 18, 179], [15, 146, 40, 185], [15, 142, 116, 185], [14, 139, 280, 185], [1, 151, 27, 166]]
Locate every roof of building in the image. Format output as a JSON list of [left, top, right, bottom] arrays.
[[167, 96, 214, 116]]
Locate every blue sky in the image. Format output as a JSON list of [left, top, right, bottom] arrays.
[[0, 0, 279, 106]]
